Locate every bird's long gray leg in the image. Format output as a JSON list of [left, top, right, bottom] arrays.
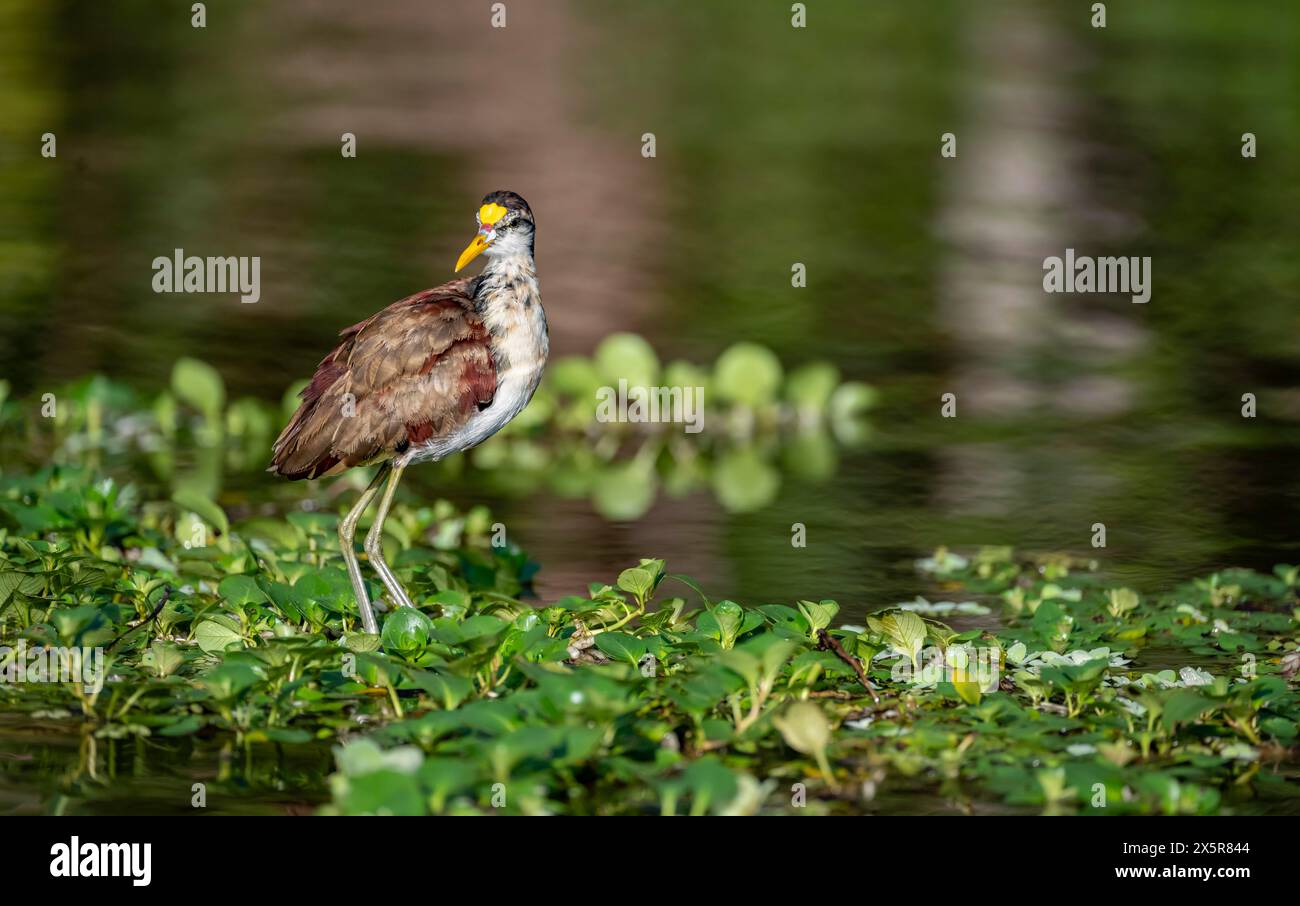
[[364, 461, 415, 612], [339, 463, 389, 634]]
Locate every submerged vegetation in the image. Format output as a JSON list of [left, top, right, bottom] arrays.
[[1, 461, 1297, 815]]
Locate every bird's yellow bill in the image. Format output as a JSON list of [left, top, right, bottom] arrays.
[[455, 234, 490, 272], [456, 203, 508, 271]]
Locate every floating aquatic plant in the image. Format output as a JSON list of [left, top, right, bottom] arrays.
[[2, 471, 1296, 815]]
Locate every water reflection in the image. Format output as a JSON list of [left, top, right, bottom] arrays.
[[0, 716, 328, 815]]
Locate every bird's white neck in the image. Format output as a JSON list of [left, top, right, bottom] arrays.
[[481, 223, 535, 269], [480, 251, 536, 284], [474, 246, 547, 373], [476, 251, 539, 312]]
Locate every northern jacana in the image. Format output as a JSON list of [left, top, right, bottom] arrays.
[[269, 191, 547, 634]]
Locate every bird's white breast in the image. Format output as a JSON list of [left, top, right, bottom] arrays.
[[402, 267, 547, 466]]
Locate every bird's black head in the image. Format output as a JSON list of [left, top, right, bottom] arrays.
[[456, 190, 535, 271]]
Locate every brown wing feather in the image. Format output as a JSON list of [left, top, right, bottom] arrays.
[[269, 279, 496, 480]]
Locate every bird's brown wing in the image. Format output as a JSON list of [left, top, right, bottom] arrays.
[[269, 279, 496, 480]]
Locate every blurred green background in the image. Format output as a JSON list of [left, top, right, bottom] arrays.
[[1, 0, 1297, 608]]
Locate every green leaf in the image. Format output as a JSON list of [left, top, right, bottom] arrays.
[[240, 517, 303, 550], [676, 757, 740, 816], [172, 488, 229, 537], [218, 574, 268, 608], [716, 649, 759, 686], [549, 356, 605, 397], [342, 632, 383, 654], [157, 715, 205, 737], [1162, 690, 1216, 731], [194, 616, 244, 654], [455, 615, 510, 649], [591, 459, 657, 521], [263, 728, 312, 744], [796, 599, 839, 635], [382, 607, 435, 657], [335, 770, 426, 816], [772, 701, 831, 756], [948, 646, 983, 705], [407, 668, 474, 709], [1005, 641, 1028, 665], [0, 572, 28, 608], [712, 449, 780, 514], [144, 641, 185, 678], [713, 342, 783, 406], [594, 632, 647, 666], [171, 357, 226, 420], [50, 605, 106, 645], [758, 638, 800, 680], [200, 662, 260, 701], [594, 332, 659, 389], [784, 361, 840, 410], [705, 600, 746, 649], [418, 758, 480, 812], [828, 381, 877, 419], [617, 567, 656, 603], [1032, 600, 1073, 652], [1261, 716, 1298, 742], [263, 581, 306, 623], [868, 611, 927, 670], [353, 652, 401, 688], [294, 569, 354, 614]]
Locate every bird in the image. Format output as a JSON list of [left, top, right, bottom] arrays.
[[268, 191, 547, 634]]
